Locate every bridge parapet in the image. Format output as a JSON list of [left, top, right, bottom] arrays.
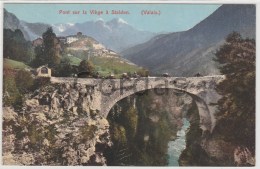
[[51, 75, 225, 92]]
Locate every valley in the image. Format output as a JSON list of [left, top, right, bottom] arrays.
[[122, 5, 255, 76]]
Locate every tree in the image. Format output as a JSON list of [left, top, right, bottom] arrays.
[[42, 27, 61, 67], [78, 59, 95, 75], [53, 57, 74, 77], [33, 27, 61, 68], [31, 46, 45, 67], [3, 29, 33, 63], [213, 32, 255, 151], [3, 68, 33, 109], [15, 70, 34, 94], [137, 68, 149, 77], [3, 71, 21, 107]]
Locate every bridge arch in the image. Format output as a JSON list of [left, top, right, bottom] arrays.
[[102, 87, 212, 132], [99, 76, 225, 132]]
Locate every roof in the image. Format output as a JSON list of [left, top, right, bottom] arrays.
[[37, 65, 50, 69]]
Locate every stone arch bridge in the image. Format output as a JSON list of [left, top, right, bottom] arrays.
[[51, 75, 225, 132]]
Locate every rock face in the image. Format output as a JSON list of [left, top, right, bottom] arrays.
[[2, 83, 112, 165], [198, 138, 255, 166], [233, 146, 255, 166]]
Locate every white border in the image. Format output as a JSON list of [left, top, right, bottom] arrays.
[[0, 0, 259, 4], [0, 1, 259, 169]]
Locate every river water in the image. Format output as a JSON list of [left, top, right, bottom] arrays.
[[167, 118, 190, 166]]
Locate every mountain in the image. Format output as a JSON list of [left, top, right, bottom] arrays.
[[53, 18, 156, 52], [4, 8, 155, 52], [122, 4, 256, 76], [20, 21, 51, 40], [4, 8, 51, 41], [3, 8, 31, 40], [62, 35, 143, 77]]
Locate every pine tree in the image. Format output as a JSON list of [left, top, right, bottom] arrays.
[[33, 27, 61, 68], [214, 32, 255, 151], [42, 27, 61, 67], [3, 29, 32, 63]]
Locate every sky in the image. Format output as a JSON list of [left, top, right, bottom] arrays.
[[4, 3, 221, 33]]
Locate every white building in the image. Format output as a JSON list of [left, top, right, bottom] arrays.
[[66, 36, 79, 44], [66, 32, 83, 44]]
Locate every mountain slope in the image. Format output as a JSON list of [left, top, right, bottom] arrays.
[[20, 21, 51, 40], [122, 4, 256, 76], [54, 18, 156, 52], [3, 58, 31, 69], [4, 9, 51, 41], [3, 9, 30, 40], [63, 36, 143, 77]]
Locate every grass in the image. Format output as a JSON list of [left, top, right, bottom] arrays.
[[3, 55, 142, 78], [3, 58, 30, 69], [64, 49, 142, 78], [66, 54, 82, 66], [90, 56, 142, 78]]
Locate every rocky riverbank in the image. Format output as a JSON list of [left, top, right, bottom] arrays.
[[179, 100, 255, 166], [3, 83, 112, 165]]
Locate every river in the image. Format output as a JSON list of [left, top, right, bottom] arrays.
[[167, 118, 190, 166]]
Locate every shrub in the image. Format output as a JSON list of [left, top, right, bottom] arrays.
[[3, 74, 21, 107], [15, 69, 34, 94]]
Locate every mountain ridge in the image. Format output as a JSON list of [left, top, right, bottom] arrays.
[[56, 18, 156, 52], [3, 8, 156, 52], [122, 4, 256, 76]]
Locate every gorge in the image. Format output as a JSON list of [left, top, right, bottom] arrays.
[[3, 75, 234, 166]]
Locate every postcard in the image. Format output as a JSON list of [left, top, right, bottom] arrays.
[[1, 0, 256, 167]]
